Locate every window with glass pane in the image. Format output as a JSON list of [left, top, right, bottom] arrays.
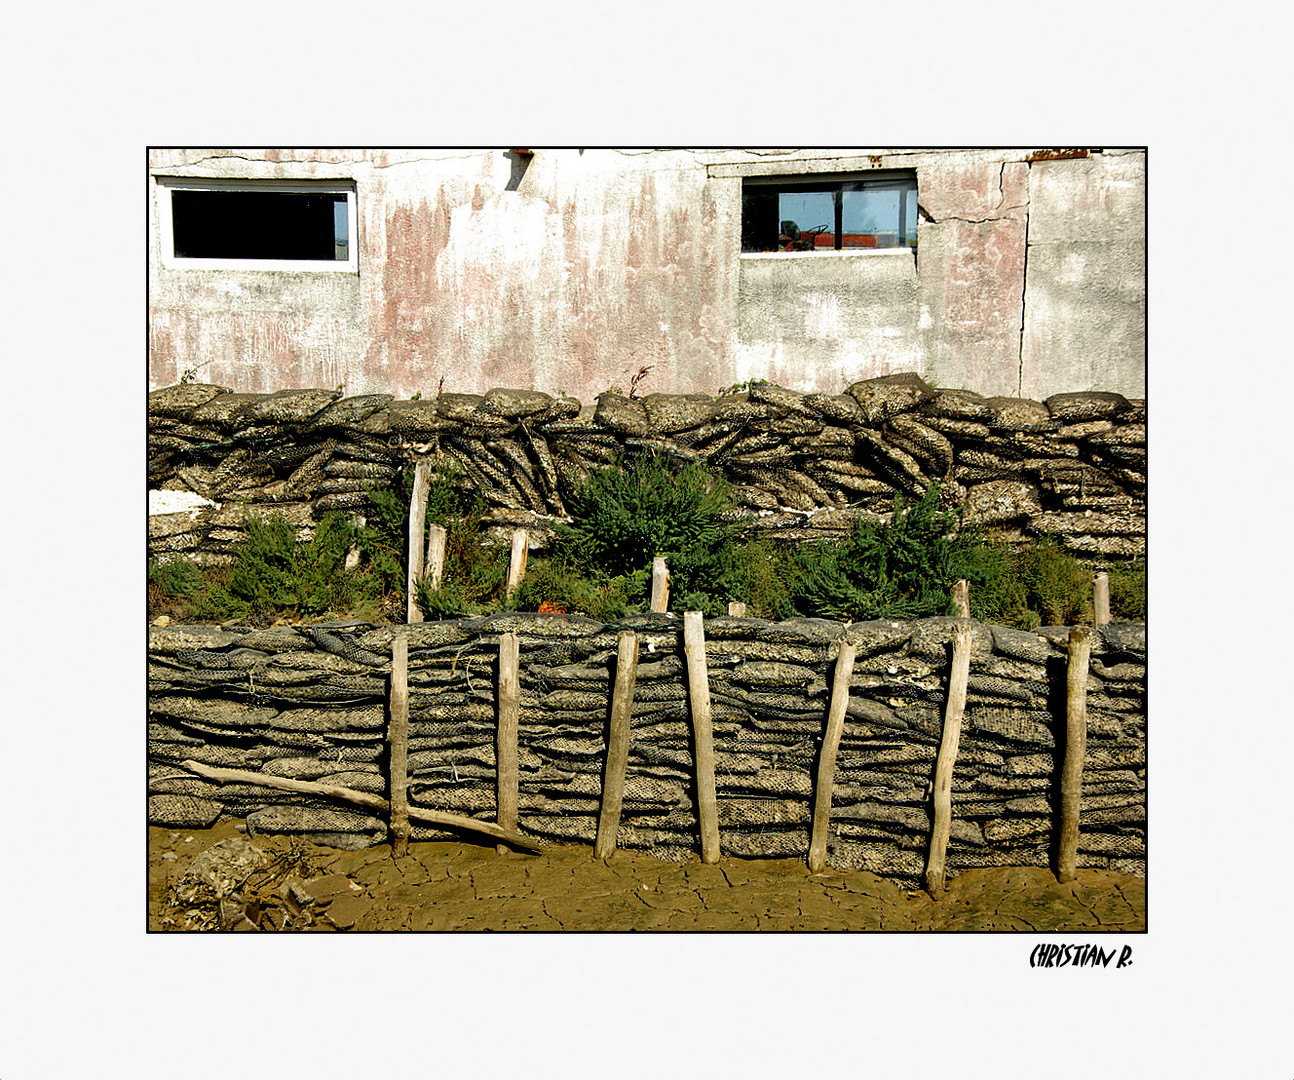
[[170, 189, 350, 261], [741, 173, 917, 252]]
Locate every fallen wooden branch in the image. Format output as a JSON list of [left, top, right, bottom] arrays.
[[179, 759, 541, 853]]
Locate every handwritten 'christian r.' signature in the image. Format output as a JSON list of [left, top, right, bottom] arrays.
[[1030, 943, 1133, 968]]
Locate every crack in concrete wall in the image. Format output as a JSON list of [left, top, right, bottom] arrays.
[[1018, 162, 1033, 396]]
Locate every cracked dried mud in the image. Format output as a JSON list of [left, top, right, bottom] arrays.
[[149, 820, 1146, 933]]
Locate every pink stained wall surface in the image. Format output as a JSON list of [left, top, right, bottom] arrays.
[[148, 148, 1145, 402]]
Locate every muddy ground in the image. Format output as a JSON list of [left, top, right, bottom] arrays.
[[148, 820, 1145, 932]]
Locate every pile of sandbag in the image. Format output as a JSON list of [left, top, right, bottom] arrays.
[[148, 375, 1145, 562], [148, 612, 1145, 881]]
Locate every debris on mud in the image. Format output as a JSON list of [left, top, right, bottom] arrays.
[[161, 831, 367, 931]]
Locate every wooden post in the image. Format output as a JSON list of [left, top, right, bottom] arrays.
[[727, 601, 747, 618], [388, 631, 410, 857], [1093, 573, 1110, 628], [808, 640, 858, 873], [594, 631, 640, 859], [650, 557, 670, 613], [426, 524, 447, 591], [952, 579, 970, 618], [683, 612, 720, 863], [406, 459, 432, 623], [925, 624, 973, 897], [506, 529, 528, 599], [1058, 625, 1093, 883], [496, 632, 520, 854]]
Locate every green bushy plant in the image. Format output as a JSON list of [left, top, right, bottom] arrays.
[[355, 481, 409, 607], [360, 461, 474, 605], [148, 448, 1146, 631], [1108, 559, 1147, 620], [148, 557, 205, 600], [509, 558, 645, 622], [559, 453, 745, 611], [962, 539, 1144, 630], [790, 485, 975, 621], [958, 540, 1034, 628], [221, 511, 374, 619], [1014, 538, 1093, 626], [713, 536, 799, 620], [414, 536, 510, 618], [152, 511, 379, 624], [363, 459, 501, 619]]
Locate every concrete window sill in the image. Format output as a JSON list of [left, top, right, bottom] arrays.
[[740, 248, 914, 261]]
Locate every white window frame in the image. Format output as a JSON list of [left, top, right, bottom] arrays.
[[155, 176, 358, 272], [738, 170, 918, 255]]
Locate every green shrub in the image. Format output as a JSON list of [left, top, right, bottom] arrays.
[[355, 481, 408, 607], [958, 541, 1035, 629], [510, 558, 645, 621], [413, 536, 510, 618], [1108, 560, 1147, 620], [714, 537, 799, 620], [148, 557, 205, 600], [559, 453, 744, 611], [789, 486, 976, 621], [363, 459, 495, 619], [148, 451, 1145, 632], [208, 511, 374, 620], [961, 539, 1125, 630], [360, 461, 475, 606], [1015, 539, 1092, 626]]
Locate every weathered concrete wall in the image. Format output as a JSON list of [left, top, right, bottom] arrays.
[[1021, 152, 1147, 397], [736, 250, 922, 389], [913, 154, 1032, 397], [148, 148, 1145, 403]]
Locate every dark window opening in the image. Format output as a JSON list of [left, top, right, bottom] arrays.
[[741, 173, 918, 253], [170, 189, 349, 261]]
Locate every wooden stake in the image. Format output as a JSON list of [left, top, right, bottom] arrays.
[[594, 631, 639, 859], [388, 631, 411, 857], [179, 760, 540, 851], [650, 557, 670, 613], [952, 579, 970, 618], [406, 458, 432, 623], [1093, 572, 1110, 628], [683, 611, 720, 863], [506, 529, 528, 599], [426, 524, 447, 591], [808, 640, 858, 873], [1058, 625, 1093, 883], [925, 624, 973, 897], [727, 601, 747, 618], [496, 631, 521, 854]]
